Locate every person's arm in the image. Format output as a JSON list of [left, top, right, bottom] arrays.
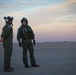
[[17, 28, 22, 47], [29, 26, 36, 45], [1, 25, 11, 40]]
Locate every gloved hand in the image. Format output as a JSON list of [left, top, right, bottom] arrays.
[[33, 39, 36, 46], [18, 42, 22, 47]]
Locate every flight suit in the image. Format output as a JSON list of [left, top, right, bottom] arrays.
[[17, 25, 36, 66], [1, 24, 13, 69]]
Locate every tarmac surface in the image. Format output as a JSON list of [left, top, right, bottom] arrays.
[[0, 42, 76, 75]]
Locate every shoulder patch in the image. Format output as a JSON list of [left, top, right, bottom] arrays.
[[8, 26, 11, 28]]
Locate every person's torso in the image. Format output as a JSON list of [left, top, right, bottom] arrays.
[[20, 25, 34, 40], [3, 24, 13, 41]]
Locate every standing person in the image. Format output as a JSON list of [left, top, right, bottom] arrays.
[[0, 16, 14, 72], [17, 17, 39, 68]]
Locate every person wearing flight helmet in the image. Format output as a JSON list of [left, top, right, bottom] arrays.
[[0, 16, 14, 72], [17, 17, 39, 68]]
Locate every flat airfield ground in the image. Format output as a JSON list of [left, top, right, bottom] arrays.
[[0, 42, 76, 75]]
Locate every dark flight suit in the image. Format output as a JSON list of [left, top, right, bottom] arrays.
[[1, 24, 13, 69], [17, 25, 36, 66]]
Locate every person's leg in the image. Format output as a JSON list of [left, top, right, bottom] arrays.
[[8, 42, 14, 70], [28, 42, 36, 65], [22, 40, 30, 68], [3, 41, 13, 72], [28, 42, 39, 67]]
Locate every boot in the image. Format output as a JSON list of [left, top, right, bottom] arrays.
[[31, 64, 39, 67], [4, 68, 13, 72], [9, 67, 14, 70], [25, 65, 30, 68]]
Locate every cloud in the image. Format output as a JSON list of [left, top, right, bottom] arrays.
[[3, 0, 75, 28], [67, 0, 76, 5], [0, 0, 76, 26], [0, 0, 51, 11], [30, 0, 76, 24], [0, 0, 76, 42], [48, 0, 74, 12]]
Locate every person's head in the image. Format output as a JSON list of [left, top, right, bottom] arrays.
[[21, 17, 28, 26], [4, 16, 13, 25]]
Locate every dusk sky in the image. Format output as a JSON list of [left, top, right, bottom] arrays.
[[0, 0, 76, 42]]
